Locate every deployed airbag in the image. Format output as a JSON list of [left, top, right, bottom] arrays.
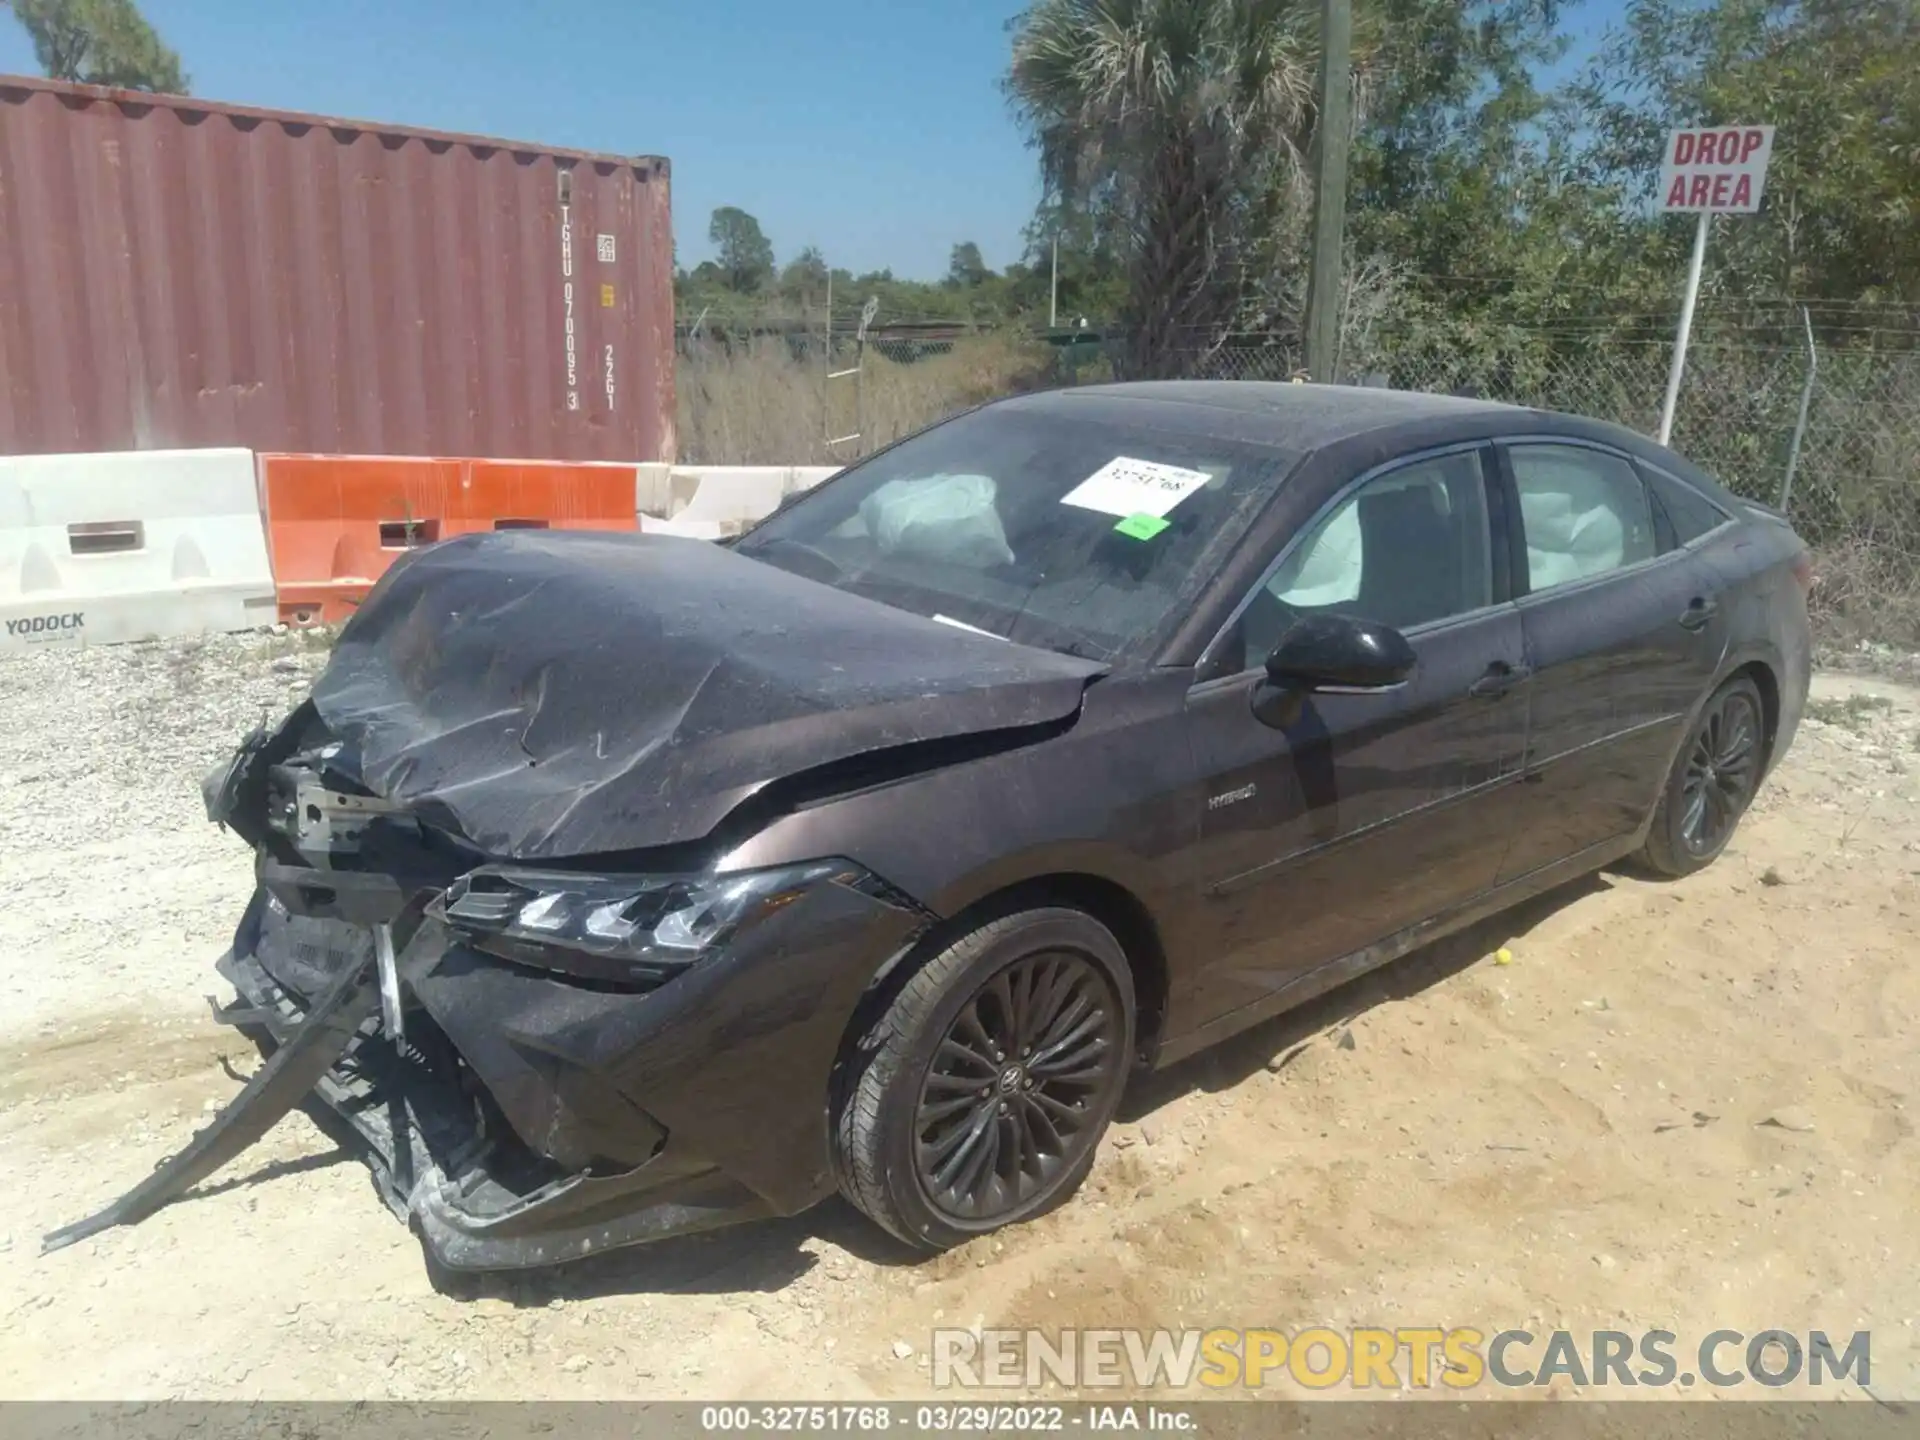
[[1520, 490, 1627, 589], [859, 474, 1016, 569]]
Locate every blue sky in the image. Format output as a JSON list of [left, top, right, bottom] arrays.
[[1, 1, 1622, 281]]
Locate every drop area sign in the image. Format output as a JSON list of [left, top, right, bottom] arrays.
[[1658, 124, 1775, 213], [1652, 121, 1777, 447]]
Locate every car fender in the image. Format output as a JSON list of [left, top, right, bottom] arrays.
[[1632, 639, 1787, 846], [922, 837, 1171, 931]]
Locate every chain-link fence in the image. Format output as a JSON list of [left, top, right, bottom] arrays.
[[1767, 345, 1920, 644], [1040, 324, 1920, 642], [673, 316, 1920, 643], [1057, 329, 1912, 528]]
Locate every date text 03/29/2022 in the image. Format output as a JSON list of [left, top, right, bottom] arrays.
[[698, 1405, 1197, 1433]]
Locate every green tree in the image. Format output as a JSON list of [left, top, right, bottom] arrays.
[[1347, 1, 1565, 292], [778, 245, 831, 306], [1319, 0, 1678, 363], [707, 206, 776, 293], [2, 0, 187, 91], [1576, 0, 1920, 307], [1023, 196, 1128, 324], [1007, 0, 1327, 376], [1005, 0, 1643, 355], [946, 241, 992, 289]]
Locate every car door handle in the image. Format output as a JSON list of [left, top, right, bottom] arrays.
[[1678, 597, 1720, 632], [1468, 661, 1532, 698]]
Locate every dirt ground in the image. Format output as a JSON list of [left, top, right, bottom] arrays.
[[1, 637, 1914, 1403]]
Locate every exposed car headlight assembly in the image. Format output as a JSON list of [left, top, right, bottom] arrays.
[[430, 862, 849, 987]]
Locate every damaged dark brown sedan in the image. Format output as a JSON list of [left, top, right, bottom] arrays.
[[47, 383, 1813, 1271]]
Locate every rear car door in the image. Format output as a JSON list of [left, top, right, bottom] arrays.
[[1177, 445, 1533, 1030], [1493, 440, 1733, 883]]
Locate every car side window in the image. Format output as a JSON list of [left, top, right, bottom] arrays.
[[1645, 466, 1732, 548], [1228, 451, 1493, 674], [1508, 444, 1657, 593]]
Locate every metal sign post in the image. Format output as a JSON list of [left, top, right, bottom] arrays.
[[826, 296, 879, 456], [1779, 306, 1818, 511], [1658, 213, 1711, 446], [1654, 123, 1776, 446]]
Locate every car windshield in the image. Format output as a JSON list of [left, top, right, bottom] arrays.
[[734, 404, 1288, 659]]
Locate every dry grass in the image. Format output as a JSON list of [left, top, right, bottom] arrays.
[[1809, 528, 1920, 652], [674, 333, 1055, 466], [1804, 691, 1896, 732]]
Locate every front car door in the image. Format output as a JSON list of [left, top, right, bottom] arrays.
[[1173, 444, 1533, 1034], [1493, 439, 1734, 883]]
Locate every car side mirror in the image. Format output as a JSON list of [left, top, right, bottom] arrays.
[[1264, 613, 1416, 693], [1252, 615, 1415, 730]]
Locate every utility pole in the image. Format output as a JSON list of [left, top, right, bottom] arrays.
[[1049, 234, 1059, 329], [1302, 0, 1352, 383]]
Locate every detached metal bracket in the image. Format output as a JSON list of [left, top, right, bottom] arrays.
[[42, 956, 379, 1254], [374, 923, 404, 1044], [205, 993, 277, 1029]]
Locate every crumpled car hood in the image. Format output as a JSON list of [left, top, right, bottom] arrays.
[[306, 529, 1107, 860]]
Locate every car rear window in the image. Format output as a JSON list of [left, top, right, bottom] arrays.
[[1646, 466, 1733, 547]]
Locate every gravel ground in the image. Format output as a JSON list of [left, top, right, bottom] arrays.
[[0, 632, 332, 1026], [1, 632, 1916, 1403]]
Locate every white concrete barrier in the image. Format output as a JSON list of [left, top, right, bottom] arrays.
[[636, 464, 840, 531], [0, 450, 838, 653], [638, 513, 728, 541], [0, 449, 277, 651]]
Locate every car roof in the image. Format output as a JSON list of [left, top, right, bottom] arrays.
[[996, 380, 1531, 451]]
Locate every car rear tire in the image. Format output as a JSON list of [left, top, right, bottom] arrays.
[[833, 907, 1135, 1252], [1639, 674, 1766, 878]]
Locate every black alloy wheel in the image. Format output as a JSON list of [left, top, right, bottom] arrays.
[[834, 907, 1136, 1250], [1641, 673, 1768, 877], [1679, 685, 1763, 856], [912, 951, 1122, 1224]]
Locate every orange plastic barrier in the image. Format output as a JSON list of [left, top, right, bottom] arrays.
[[258, 455, 638, 625]]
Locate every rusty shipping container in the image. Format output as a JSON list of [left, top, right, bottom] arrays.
[[0, 76, 674, 462]]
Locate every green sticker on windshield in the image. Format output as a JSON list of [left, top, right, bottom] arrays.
[[1113, 512, 1170, 541]]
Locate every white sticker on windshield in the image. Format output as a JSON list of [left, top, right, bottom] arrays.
[[1060, 455, 1212, 519]]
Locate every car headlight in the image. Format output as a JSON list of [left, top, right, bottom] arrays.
[[429, 861, 849, 987]]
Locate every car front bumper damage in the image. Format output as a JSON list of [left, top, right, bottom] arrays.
[[44, 728, 934, 1272]]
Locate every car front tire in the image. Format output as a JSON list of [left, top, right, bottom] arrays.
[[1639, 673, 1767, 877], [833, 906, 1135, 1251]]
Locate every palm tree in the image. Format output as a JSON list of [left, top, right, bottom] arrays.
[[1008, 0, 1326, 378]]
